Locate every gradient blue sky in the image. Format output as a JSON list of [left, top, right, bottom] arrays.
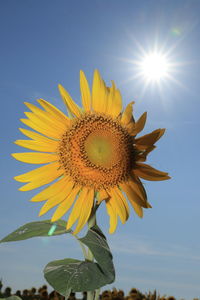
[[1, 1, 200, 299]]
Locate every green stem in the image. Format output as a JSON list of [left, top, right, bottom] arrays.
[[78, 238, 88, 259], [87, 205, 98, 300], [94, 288, 100, 300]]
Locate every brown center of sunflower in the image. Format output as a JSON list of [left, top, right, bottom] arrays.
[[58, 113, 134, 190]]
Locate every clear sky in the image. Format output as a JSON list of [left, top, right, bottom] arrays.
[[1, 1, 200, 299]]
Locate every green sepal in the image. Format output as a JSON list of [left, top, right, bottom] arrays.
[[44, 225, 115, 295], [0, 220, 71, 243]]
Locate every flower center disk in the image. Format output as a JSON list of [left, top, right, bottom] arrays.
[[59, 113, 134, 190]]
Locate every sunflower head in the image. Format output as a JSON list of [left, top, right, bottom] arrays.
[[12, 70, 170, 235]]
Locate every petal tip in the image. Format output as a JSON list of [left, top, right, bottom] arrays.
[[11, 153, 17, 159], [58, 84, 64, 92]]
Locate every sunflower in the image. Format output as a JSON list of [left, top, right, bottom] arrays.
[[12, 70, 170, 234]]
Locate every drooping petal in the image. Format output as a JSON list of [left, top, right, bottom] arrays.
[[80, 70, 91, 111], [73, 188, 94, 235], [14, 162, 61, 182], [51, 185, 80, 222], [66, 187, 89, 229], [58, 84, 82, 117], [97, 189, 110, 204], [92, 69, 108, 113], [105, 199, 118, 234], [120, 181, 148, 208], [134, 163, 170, 181], [14, 139, 58, 152], [131, 202, 143, 218], [128, 177, 147, 202], [30, 176, 69, 202], [110, 188, 128, 224], [39, 180, 74, 216], [12, 152, 58, 164], [114, 188, 130, 219]]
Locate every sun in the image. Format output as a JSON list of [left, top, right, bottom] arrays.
[[123, 42, 180, 90], [140, 52, 169, 82]]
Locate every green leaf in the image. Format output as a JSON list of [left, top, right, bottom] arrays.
[[44, 258, 111, 294], [44, 225, 115, 294], [0, 220, 71, 243], [79, 225, 115, 281]]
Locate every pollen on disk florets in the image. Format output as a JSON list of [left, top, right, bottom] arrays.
[[58, 112, 135, 190]]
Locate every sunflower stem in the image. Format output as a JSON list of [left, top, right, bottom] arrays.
[[94, 288, 100, 300], [74, 234, 88, 259], [86, 205, 97, 300]]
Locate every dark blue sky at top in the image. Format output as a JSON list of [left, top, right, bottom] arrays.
[[1, 1, 200, 299]]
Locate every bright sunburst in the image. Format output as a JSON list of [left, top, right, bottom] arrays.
[[140, 52, 169, 82]]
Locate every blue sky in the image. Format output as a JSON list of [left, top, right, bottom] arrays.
[[1, 0, 200, 299]]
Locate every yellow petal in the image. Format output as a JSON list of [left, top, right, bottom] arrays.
[[14, 139, 58, 152], [19, 167, 63, 191], [135, 129, 165, 146], [39, 180, 74, 216], [66, 187, 88, 229], [109, 88, 123, 118], [106, 81, 115, 113], [110, 189, 127, 224], [20, 118, 59, 140], [97, 189, 110, 204], [51, 185, 80, 222], [31, 176, 68, 202], [128, 177, 147, 202], [14, 162, 61, 182], [105, 199, 117, 234], [120, 182, 148, 208], [147, 202, 152, 208], [131, 202, 143, 218], [19, 128, 59, 144], [12, 152, 58, 164], [135, 145, 156, 162], [80, 70, 91, 111], [24, 112, 63, 139], [114, 188, 130, 219], [134, 163, 171, 181], [37, 99, 70, 125], [121, 101, 135, 125], [73, 188, 94, 235], [24, 102, 67, 131], [58, 84, 82, 117], [92, 69, 108, 113], [134, 112, 147, 134]]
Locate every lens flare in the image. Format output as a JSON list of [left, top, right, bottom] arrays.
[[48, 224, 57, 236], [171, 27, 181, 36]]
